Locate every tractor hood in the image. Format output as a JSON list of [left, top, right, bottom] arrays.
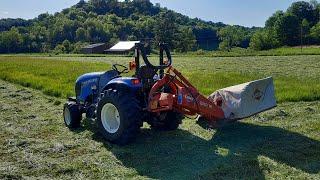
[[76, 72, 105, 84], [75, 72, 105, 102]]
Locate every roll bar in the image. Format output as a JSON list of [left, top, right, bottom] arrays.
[[135, 43, 172, 70]]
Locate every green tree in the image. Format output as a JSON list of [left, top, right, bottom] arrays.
[[218, 26, 246, 51], [1, 0, 252, 53], [84, 19, 110, 42], [174, 27, 196, 52], [0, 27, 23, 53], [265, 11, 284, 28], [250, 29, 280, 50], [62, 40, 72, 53], [54, 44, 66, 54], [76, 27, 87, 41], [274, 13, 300, 46], [41, 43, 51, 53], [75, 0, 86, 9], [89, 0, 108, 15], [17, 25, 47, 53], [287, 1, 317, 25], [50, 17, 78, 44], [154, 11, 178, 48], [89, 0, 119, 15], [310, 22, 320, 41]]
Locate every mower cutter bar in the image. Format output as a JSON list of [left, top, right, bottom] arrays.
[[148, 67, 277, 124]]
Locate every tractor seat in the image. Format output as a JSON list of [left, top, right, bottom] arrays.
[[137, 65, 157, 80]]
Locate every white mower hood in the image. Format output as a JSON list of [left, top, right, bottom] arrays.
[[210, 77, 277, 120]]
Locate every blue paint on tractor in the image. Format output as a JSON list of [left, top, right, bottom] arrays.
[[178, 93, 183, 105], [75, 72, 142, 103], [106, 77, 142, 90], [76, 72, 104, 102]]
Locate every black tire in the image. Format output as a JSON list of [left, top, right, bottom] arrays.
[[63, 102, 82, 129], [97, 88, 143, 145], [151, 111, 184, 131]]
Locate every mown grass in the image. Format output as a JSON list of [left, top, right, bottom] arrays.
[[0, 55, 319, 179], [0, 55, 319, 102], [0, 80, 319, 179]]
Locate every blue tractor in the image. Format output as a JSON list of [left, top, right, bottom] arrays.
[[63, 43, 183, 145], [64, 43, 277, 145]]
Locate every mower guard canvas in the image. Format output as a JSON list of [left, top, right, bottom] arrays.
[[209, 77, 277, 120]]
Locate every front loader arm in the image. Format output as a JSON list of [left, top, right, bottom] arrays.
[[148, 67, 225, 122]]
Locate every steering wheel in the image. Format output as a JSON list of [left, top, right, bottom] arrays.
[[112, 64, 129, 74]]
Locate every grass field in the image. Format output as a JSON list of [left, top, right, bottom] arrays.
[[0, 79, 319, 179], [0, 55, 319, 102], [187, 46, 320, 57], [0, 55, 319, 179], [1, 46, 320, 58]]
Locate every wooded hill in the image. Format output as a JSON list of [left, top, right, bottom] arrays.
[[1, 0, 320, 54], [0, 0, 256, 53]]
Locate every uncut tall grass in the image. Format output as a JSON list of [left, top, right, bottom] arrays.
[[0, 57, 110, 97], [0, 56, 319, 102]]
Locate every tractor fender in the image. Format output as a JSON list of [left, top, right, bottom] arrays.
[[101, 77, 142, 94]]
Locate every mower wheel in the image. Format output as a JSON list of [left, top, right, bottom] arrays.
[[97, 88, 143, 145], [63, 102, 82, 129], [151, 111, 183, 131]]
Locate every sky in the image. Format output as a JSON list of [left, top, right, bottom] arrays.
[[0, 0, 300, 27]]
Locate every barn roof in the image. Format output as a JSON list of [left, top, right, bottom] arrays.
[[106, 41, 140, 52]]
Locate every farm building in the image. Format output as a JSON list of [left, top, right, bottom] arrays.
[[82, 43, 107, 54], [105, 41, 140, 54]]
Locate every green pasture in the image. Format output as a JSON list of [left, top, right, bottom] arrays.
[[0, 55, 319, 179], [0, 55, 319, 102]]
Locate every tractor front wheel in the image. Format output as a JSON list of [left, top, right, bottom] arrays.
[[97, 88, 142, 145], [63, 102, 82, 129]]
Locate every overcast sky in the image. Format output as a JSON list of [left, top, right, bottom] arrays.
[[0, 0, 300, 27]]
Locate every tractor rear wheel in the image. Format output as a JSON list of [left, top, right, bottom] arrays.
[[63, 102, 82, 129], [150, 111, 184, 131], [97, 88, 142, 145]]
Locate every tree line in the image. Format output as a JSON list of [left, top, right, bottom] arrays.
[[250, 0, 320, 50], [0, 0, 228, 53], [214, 1, 320, 51], [0, 0, 319, 54]]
